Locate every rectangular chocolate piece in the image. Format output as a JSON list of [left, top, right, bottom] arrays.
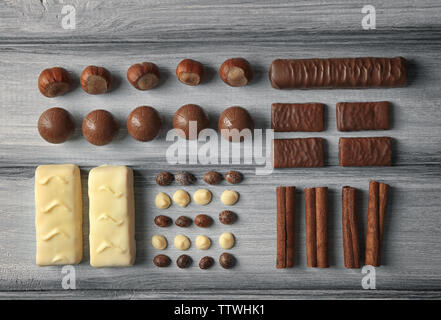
[[339, 137, 392, 166], [276, 186, 295, 268], [35, 164, 82, 266], [272, 103, 324, 132], [89, 165, 136, 267], [337, 101, 390, 131], [269, 57, 407, 89], [273, 138, 324, 168]]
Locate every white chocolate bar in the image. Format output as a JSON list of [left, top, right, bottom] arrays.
[[88, 165, 136, 267], [35, 164, 83, 266]]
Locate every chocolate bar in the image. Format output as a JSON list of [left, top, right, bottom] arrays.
[[271, 103, 324, 132], [339, 137, 392, 166], [273, 138, 324, 168], [276, 186, 295, 268], [269, 57, 407, 89], [337, 101, 390, 131]]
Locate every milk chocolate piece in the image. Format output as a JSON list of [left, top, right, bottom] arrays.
[[173, 104, 209, 140], [339, 137, 392, 166], [218, 106, 254, 142], [35, 164, 82, 266], [337, 102, 390, 131], [82, 110, 119, 146], [271, 103, 324, 132], [269, 57, 407, 89], [89, 165, 136, 267], [127, 106, 162, 141], [273, 138, 324, 168], [38, 107, 75, 144]]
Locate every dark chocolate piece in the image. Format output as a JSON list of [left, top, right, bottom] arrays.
[[337, 102, 390, 131], [339, 137, 392, 166], [271, 103, 324, 132], [269, 57, 407, 89], [218, 106, 254, 142], [127, 106, 162, 141], [273, 138, 324, 168]]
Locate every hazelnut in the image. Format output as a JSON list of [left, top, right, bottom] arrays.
[[80, 65, 112, 94], [127, 62, 160, 90], [199, 256, 214, 269], [153, 254, 171, 267], [203, 171, 222, 185], [194, 214, 213, 228], [219, 210, 237, 225], [176, 59, 205, 86], [38, 67, 72, 98], [225, 170, 243, 184], [156, 171, 174, 186], [219, 58, 253, 87], [219, 253, 236, 269], [175, 216, 192, 228], [154, 215, 172, 227]]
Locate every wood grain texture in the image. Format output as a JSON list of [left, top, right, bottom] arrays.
[[0, 0, 441, 299]]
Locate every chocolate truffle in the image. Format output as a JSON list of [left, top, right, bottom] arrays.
[[218, 106, 254, 142], [82, 109, 118, 146], [127, 106, 161, 142], [38, 107, 75, 144], [173, 104, 209, 140]]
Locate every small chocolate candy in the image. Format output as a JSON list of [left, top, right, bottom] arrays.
[[175, 171, 196, 185], [199, 256, 214, 269], [176, 254, 192, 269], [173, 104, 209, 140], [127, 106, 162, 142], [203, 171, 222, 185], [154, 215, 172, 227], [175, 216, 192, 228], [156, 171, 174, 186], [219, 253, 235, 269], [153, 254, 171, 267], [82, 109, 118, 146], [219, 210, 237, 225], [194, 214, 212, 228], [218, 106, 254, 142], [225, 170, 243, 184], [38, 107, 75, 144]]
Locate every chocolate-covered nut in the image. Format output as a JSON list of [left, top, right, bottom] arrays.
[[199, 256, 214, 269], [203, 171, 222, 185], [156, 171, 174, 186], [82, 110, 118, 146], [80, 65, 112, 95], [154, 215, 172, 227], [173, 104, 209, 140], [175, 171, 196, 185], [38, 67, 72, 98], [38, 107, 75, 144], [194, 214, 212, 228], [225, 170, 243, 184], [176, 254, 192, 269], [153, 254, 171, 267], [219, 253, 235, 269], [219, 210, 237, 225], [175, 216, 192, 228], [126, 106, 161, 142], [127, 62, 160, 90], [218, 106, 254, 142]]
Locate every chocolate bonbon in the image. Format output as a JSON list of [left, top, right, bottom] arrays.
[[269, 57, 407, 89], [173, 104, 209, 140], [271, 103, 324, 132], [218, 106, 254, 142], [339, 137, 392, 166], [38, 107, 75, 144], [126, 106, 162, 141], [337, 101, 390, 131], [273, 138, 324, 168], [82, 109, 118, 146]]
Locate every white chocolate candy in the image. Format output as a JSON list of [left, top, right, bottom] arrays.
[[193, 189, 212, 205], [195, 235, 211, 250], [155, 192, 171, 209], [151, 235, 167, 250], [35, 164, 83, 266], [89, 165, 136, 267], [174, 234, 191, 250], [219, 232, 235, 249], [221, 190, 239, 205], [173, 190, 190, 207]]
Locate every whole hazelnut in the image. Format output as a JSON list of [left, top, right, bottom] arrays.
[[154, 215, 172, 227], [82, 109, 119, 146], [175, 216, 192, 228], [38, 67, 72, 98], [127, 62, 160, 90], [199, 256, 214, 269], [80, 65, 112, 94], [156, 171, 174, 186], [219, 210, 237, 225], [153, 254, 171, 267], [219, 58, 253, 87], [219, 253, 236, 269], [176, 254, 192, 269], [225, 170, 243, 184], [176, 59, 205, 86], [194, 214, 213, 228], [203, 171, 222, 185], [38, 107, 75, 144]]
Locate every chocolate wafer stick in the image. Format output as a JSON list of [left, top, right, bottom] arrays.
[[339, 137, 392, 167], [337, 102, 390, 131], [342, 186, 361, 269], [276, 186, 296, 268], [273, 138, 324, 168], [305, 187, 329, 268], [365, 180, 390, 267]]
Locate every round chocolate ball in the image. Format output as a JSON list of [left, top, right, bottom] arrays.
[[126, 106, 162, 142], [173, 104, 209, 140], [38, 107, 75, 144], [218, 106, 254, 142], [82, 109, 118, 146]]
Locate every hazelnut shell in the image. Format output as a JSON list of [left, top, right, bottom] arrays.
[[176, 59, 205, 86], [38, 67, 72, 98], [127, 62, 160, 90], [80, 65, 112, 94], [219, 58, 253, 87]]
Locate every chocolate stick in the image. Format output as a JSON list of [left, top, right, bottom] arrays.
[[276, 187, 287, 268], [285, 187, 296, 267], [315, 187, 329, 268], [342, 186, 361, 268], [305, 188, 317, 267]]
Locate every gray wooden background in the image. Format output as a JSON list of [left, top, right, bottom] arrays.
[[0, 0, 441, 299]]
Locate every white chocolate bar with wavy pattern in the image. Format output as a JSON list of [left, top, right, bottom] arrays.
[[35, 164, 83, 266], [88, 165, 135, 267]]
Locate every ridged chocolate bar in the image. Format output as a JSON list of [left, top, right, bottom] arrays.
[[269, 57, 407, 89], [272, 103, 324, 132], [339, 137, 392, 167], [337, 101, 390, 131], [273, 138, 324, 168]]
